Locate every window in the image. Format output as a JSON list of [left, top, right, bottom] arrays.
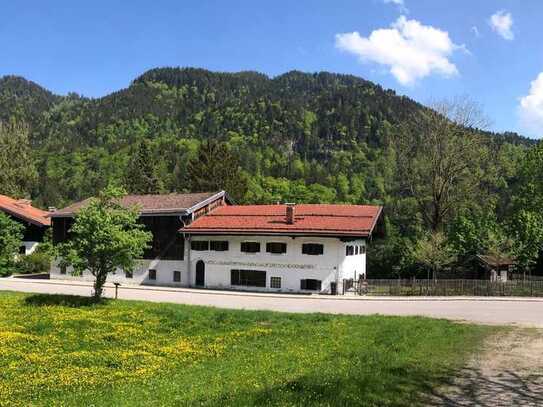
[[355, 246, 359, 255], [241, 242, 260, 253], [60, 264, 67, 275], [270, 277, 281, 289], [300, 279, 322, 291], [164, 235, 184, 260], [210, 241, 229, 251], [266, 242, 287, 254], [125, 270, 133, 279], [19, 246, 26, 255], [173, 270, 181, 282], [148, 269, 157, 280], [231, 269, 266, 287], [360, 245, 366, 254], [346, 245, 354, 256], [302, 243, 324, 255], [191, 240, 209, 251]]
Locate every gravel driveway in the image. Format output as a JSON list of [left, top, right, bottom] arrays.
[[430, 328, 543, 406], [2, 278, 543, 327]]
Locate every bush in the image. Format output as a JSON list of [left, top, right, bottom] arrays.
[[17, 252, 51, 275]]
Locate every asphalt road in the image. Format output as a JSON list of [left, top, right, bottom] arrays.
[[2, 278, 543, 327]]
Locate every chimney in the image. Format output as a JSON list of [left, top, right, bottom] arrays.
[[285, 203, 296, 224]]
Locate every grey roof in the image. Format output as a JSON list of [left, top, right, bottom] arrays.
[[51, 191, 226, 217]]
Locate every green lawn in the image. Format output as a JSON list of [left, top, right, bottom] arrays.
[[0, 291, 496, 406]]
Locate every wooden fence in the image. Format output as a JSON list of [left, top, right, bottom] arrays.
[[345, 279, 543, 297]]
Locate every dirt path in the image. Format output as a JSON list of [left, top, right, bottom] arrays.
[[430, 329, 543, 406]]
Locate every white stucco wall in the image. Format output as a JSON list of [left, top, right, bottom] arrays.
[[188, 235, 366, 294], [339, 239, 367, 281], [49, 235, 367, 294], [50, 259, 187, 287], [21, 241, 40, 255]]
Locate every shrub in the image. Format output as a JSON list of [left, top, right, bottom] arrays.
[[17, 252, 51, 275]]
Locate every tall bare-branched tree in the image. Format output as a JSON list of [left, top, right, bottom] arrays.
[[394, 97, 489, 232]]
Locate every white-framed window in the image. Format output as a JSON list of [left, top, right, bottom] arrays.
[[302, 243, 324, 255], [173, 270, 181, 282], [210, 241, 229, 251], [300, 279, 321, 291], [241, 241, 260, 253], [266, 242, 287, 254], [191, 241, 209, 251], [148, 269, 157, 280], [270, 276, 282, 288]]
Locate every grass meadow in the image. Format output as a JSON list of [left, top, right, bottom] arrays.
[[0, 291, 496, 406]]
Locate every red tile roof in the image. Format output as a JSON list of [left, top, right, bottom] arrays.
[[52, 192, 225, 217], [0, 195, 51, 227], [181, 204, 383, 237]]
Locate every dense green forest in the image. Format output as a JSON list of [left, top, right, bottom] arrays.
[[1, 67, 542, 277]]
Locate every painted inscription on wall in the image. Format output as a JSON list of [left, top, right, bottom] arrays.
[[205, 260, 315, 269]]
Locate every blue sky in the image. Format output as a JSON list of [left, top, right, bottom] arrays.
[[2, 0, 543, 137]]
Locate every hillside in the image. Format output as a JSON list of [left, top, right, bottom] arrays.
[[0, 68, 532, 207]]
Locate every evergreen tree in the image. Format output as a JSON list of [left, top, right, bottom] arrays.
[[0, 119, 37, 198], [187, 140, 248, 201], [124, 140, 162, 194]]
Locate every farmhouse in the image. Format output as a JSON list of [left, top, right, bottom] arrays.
[[49, 192, 383, 294], [0, 195, 51, 255]]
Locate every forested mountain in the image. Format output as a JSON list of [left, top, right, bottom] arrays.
[[1, 67, 541, 276], [0, 68, 533, 206]]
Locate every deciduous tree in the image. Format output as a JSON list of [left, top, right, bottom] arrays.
[[412, 232, 456, 280], [59, 186, 152, 300], [394, 98, 488, 232], [0, 213, 24, 276]]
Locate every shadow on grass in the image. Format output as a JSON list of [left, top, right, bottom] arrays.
[[196, 367, 446, 406], [428, 367, 543, 406], [24, 293, 108, 308]]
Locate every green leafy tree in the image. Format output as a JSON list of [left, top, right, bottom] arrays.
[[124, 140, 163, 194], [510, 210, 543, 273], [0, 213, 24, 276], [187, 140, 248, 201], [0, 119, 38, 197], [59, 186, 152, 300], [394, 98, 488, 232], [510, 143, 543, 273], [412, 232, 457, 280]]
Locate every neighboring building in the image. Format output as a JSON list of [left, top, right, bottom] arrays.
[[50, 191, 230, 285], [50, 193, 383, 295], [181, 204, 382, 294], [477, 254, 516, 282], [0, 195, 51, 255]]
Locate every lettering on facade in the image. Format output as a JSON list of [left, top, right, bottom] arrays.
[[205, 260, 315, 269]]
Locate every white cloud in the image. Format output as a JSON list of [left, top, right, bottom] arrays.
[[383, 0, 408, 13], [519, 72, 543, 137], [335, 16, 461, 86], [489, 10, 514, 40], [471, 26, 480, 37]]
